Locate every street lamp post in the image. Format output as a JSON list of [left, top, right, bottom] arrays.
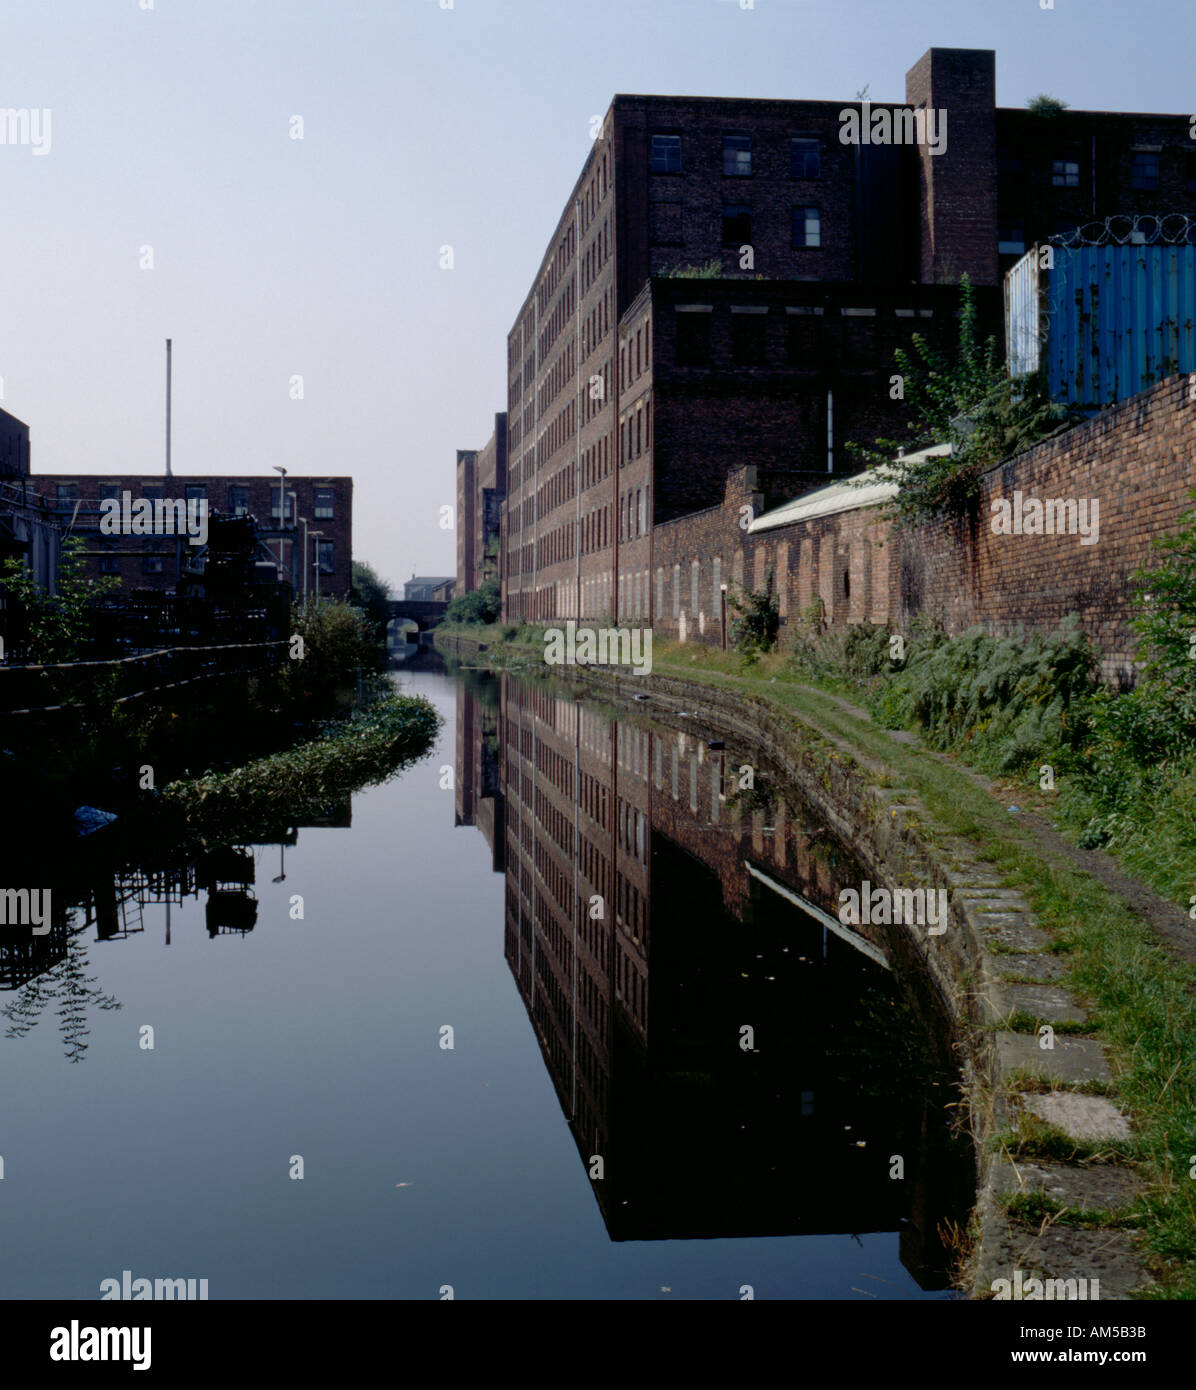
[[720, 583, 728, 651], [298, 516, 310, 602], [311, 530, 324, 604], [271, 466, 288, 581]]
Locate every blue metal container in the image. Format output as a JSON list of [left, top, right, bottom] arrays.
[[1005, 243, 1196, 406]]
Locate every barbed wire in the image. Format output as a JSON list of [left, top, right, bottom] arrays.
[[1050, 213, 1196, 248]]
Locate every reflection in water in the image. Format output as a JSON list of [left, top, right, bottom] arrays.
[[0, 803, 348, 1060], [455, 670, 973, 1290]]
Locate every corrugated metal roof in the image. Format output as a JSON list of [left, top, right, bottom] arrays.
[[747, 447, 950, 534]]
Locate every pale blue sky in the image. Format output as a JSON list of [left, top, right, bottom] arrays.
[[1, 0, 1191, 583]]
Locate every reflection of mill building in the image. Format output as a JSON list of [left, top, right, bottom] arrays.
[[459, 675, 970, 1280]]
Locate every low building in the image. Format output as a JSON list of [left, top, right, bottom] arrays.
[[31, 473, 352, 600], [404, 575, 455, 602]]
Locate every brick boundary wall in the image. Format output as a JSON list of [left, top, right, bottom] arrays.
[[656, 374, 1196, 686]]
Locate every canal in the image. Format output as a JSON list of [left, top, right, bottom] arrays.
[[0, 661, 972, 1300]]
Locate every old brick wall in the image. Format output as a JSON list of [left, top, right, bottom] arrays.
[[662, 375, 1195, 687]]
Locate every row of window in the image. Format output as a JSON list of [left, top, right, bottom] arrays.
[[96, 542, 335, 575], [654, 132, 1194, 193], [1047, 150, 1195, 192], [651, 132, 822, 180], [720, 203, 821, 248], [53, 482, 336, 519]]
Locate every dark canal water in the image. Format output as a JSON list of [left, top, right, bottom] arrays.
[[0, 662, 971, 1300]]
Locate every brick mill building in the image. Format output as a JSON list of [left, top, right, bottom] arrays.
[[456, 46, 1196, 650], [32, 472, 353, 601]]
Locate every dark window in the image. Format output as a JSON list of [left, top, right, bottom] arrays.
[[723, 134, 752, 177], [314, 487, 335, 519], [100, 555, 121, 574], [650, 133, 682, 174], [185, 484, 206, 504], [675, 312, 711, 366], [142, 484, 163, 502], [316, 540, 334, 575], [790, 137, 820, 179], [722, 202, 751, 245], [99, 483, 121, 503], [786, 313, 818, 366], [792, 206, 821, 248], [1188, 154, 1196, 193], [55, 483, 77, 514], [998, 219, 1026, 253], [228, 486, 249, 516], [731, 312, 767, 365], [142, 556, 165, 574], [1131, 151, 1159, 190], [1051, 159, 1079, 188], [997, 148, 1025, 177]]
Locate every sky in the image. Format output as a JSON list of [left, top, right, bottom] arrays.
[[1, 0, 1193, 588]]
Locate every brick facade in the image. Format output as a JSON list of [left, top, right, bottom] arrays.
[[31, 473, 352, 601], [490, 44, 1195, 633], [656, 375, 1196, 685]]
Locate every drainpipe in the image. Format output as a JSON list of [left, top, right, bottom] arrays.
[[575, 195, 583, 622]]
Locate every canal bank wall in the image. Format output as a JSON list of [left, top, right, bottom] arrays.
[[434, 627, 1151, 1300]]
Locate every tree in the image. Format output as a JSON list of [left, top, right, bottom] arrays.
[[350, 560, 392, 643], [444, 576, 501, 625], [1027, 94, 1068, 117], [0, 535, 119, 662], [846, 274, 1074, 524]]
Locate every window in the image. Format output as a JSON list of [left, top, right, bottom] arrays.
[[731, 310, 767, 365], [722, 202, 751, 245], [142, 484, 163, 502], [1131, 151, 1159, 191], [316, 540, 334, 575], [56, 483, 77, 512], [100, 555, 121, 574], [650, 133, 682, 174], [1051, 159, 1079, 187], [99, 483, 122, 503], [792, 206, 821, 248], [142, 556, 165, 574], [271, 490, 295, 522], [228, 485, 249, 516], [790, 137, 820, 179], [675, 310, 711, 366], [314, 487, 334, 519], [786, 312, 818, 366], [185, 484, 206, 504], [1188, 154, 1196, 193], [998, 220, 1026, 254], [997, 148, 1025, 177], [723, 134, 752, 177]]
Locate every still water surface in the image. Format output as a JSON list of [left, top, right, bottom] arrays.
[[0, 664, 970, 1299]]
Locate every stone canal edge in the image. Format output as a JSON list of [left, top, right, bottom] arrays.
[[433, 631, 1162, 1299]]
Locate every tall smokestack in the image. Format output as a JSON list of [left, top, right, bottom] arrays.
[[165, 338, 172, 477]]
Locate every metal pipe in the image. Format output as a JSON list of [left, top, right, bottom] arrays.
[[165, 339, 172, 477]]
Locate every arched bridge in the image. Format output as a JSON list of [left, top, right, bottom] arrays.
[[386, 599, 448, 631]]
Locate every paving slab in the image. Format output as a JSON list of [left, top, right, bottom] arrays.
[[977, 1215, 1147, 1300], [989, 951, 1069, 982], [1021, 1092, 1132, 1143], [999, 982, 1089, 1026], [995, 1032, 1112, 1084], [979, 916, 1055, 952], [994, 1158, 1143, 1211]]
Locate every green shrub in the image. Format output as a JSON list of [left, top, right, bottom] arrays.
[[444, 577, 501, 625]]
